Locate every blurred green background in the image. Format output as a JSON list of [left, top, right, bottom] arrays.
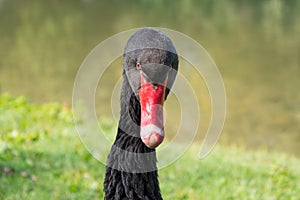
[[0, 0, 299, 155], [1, 0, 300, 199]]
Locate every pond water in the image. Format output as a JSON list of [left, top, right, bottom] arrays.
[[0, 0, 299, 155]]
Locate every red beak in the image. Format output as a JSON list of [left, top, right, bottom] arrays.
[[139, 74, 166, 149]]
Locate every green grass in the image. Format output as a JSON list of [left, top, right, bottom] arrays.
[[1, 94, 300, 199], [161, 146, 300, 199]]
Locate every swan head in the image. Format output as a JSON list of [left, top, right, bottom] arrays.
[[123, 28, 178, 148]]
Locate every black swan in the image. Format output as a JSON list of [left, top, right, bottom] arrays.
[[104, 28, 178, 200]]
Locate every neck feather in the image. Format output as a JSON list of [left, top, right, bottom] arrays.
[[104, 73, 162, 200]]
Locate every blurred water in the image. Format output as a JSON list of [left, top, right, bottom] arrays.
[[0, 0, 299, 155]]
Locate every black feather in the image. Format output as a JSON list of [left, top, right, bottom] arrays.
[[104, 28, 178, 200]]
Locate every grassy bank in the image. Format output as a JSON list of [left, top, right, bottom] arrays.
[[1, 94, 299, 199]]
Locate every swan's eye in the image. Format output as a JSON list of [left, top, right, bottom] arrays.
[[136, 63, 142, 70]]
